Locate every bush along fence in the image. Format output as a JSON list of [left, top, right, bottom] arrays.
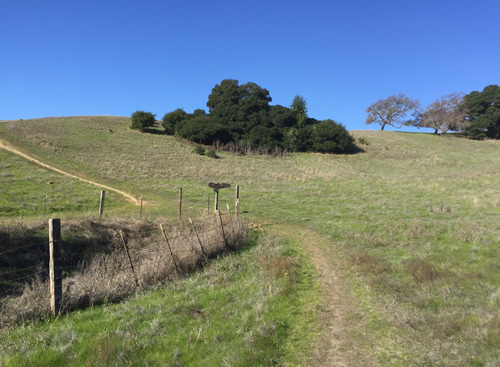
[[0, 212, 247, 327]]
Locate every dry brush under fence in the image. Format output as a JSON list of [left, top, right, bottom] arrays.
[[0, 213, 248, 328]]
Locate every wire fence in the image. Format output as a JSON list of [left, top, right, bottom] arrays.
[[0, 185, 240, 221], [0, 211, 246, 327]]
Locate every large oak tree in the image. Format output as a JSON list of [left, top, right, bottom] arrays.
[[365, 94, 420, 131]]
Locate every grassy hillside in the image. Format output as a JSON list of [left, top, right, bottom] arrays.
[[1, 116, 499, 365]]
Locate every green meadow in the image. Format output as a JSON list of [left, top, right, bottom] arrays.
[[1, 116, 499, 366]]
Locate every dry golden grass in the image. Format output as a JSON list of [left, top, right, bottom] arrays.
[[0, 214, 247, 328]]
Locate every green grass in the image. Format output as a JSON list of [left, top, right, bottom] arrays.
[[1, 117, 500, 365], [0, 231, 319, 366], [0, 150, 127, 217]]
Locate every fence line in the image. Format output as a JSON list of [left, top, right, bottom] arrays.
[[0, 210, 243, 320], [1, 185, 241, 221]]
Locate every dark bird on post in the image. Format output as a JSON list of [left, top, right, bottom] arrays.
[[208, 182, 231, 193]]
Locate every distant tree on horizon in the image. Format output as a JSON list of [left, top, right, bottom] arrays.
[[464, 84, 500, 140], [415, 92, 468, 135], [365, 94, 420, 131], [290, 94, 308, 127], [130, 110, 156, 131]]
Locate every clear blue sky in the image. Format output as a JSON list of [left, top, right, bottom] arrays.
[[1, 0, 499, 131]]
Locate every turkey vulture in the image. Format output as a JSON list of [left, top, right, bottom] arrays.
[[208, 182, 231, 192]]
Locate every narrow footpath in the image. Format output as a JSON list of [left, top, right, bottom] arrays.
[[0, 138, 140, 205]]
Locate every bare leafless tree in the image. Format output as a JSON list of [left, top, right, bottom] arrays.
[[365, 94, 420, 131], [417, 92, 468, 134]]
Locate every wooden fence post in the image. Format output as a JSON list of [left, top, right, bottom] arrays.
[[217, 210, 229, 251], [235, 185, 239, 218], [160, 224, 179, 273], [99, 190, 105, 218], [178, 187, 182, 220], [214, 191, 219, 212], [49, 218, 62, 317], [226, 204, 235, 239]]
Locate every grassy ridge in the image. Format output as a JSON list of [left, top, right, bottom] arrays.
[[1, 116, 499, 365]]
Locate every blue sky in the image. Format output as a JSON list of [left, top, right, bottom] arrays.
[[1, 0, 499, 131]]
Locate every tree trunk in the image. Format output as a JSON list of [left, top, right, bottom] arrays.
[[381, 123, 386, 131]]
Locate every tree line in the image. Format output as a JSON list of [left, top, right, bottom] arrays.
[[365, 84, 500, 139], [131, 79, 356, 154]]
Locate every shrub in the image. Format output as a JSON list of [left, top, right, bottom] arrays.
[[312, 119, 355, 153], [206, 149, 218, 158], [179, 117, 232, 145], [193, 145, 205, 155], [161, 108, 187, 135], [130, 111, 156, 131], [358, 137, 369, 146]]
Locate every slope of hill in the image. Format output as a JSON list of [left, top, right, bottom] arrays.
[[1, 116, 499, 365]]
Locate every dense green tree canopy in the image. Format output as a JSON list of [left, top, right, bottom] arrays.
[[161, 108, 188, 135], [464, 85, 500, 139], [161, 79, 355, 154]]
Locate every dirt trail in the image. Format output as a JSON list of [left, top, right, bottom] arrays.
[[264, 222, 366, 366], [0, 138, 140, 205], [1, 136, 361, 364]]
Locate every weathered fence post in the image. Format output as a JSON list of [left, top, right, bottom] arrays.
[[159, 224, 179, 273], [120, 231, 139, 287], [178, 187, 182, 220], [214, 191, 219, 212], [49, 218, 62, 317], [99, 190, 105, 218], [217, 210, 229, 251], [226, 204, 235, 239], [235, 185, 240, 218]]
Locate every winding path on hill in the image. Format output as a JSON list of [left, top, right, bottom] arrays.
[[1, 136, 361, 365], [0, 138, 141, 205]]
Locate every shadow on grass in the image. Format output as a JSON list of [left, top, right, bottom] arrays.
[[140, 127, 167, 135]]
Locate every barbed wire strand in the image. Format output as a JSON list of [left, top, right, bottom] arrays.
[[0, 241, 47, 256], [0, 264, 44, 278]]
